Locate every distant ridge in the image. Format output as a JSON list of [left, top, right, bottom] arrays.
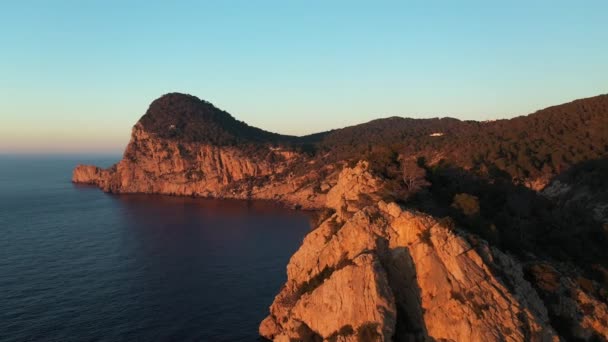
[[317, 94, 608, 182]]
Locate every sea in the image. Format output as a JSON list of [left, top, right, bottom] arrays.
[[0, 155, 312, 341]]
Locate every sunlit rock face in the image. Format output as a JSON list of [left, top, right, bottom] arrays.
[[72, 94, 329, 209], [259, 201, 561, 342], [72, 164, 110, 187], [75, 123, 275, 195], [326, 160, 387, 219]]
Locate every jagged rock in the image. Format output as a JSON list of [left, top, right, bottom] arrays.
[[72, 164, 110, 187], [261, 212, 396, 341], [389, 209, 559, 341], [326, 161, 387, 218], [260, 198, 565, 341], [291, 253, 396, 341]]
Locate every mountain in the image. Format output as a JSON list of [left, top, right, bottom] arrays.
[[72, 93, 608, 341], [72, 94, 329, 208], [137, 93, 316, 145]]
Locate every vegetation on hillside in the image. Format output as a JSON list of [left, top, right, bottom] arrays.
[[316, 94, 608, 184], [139, 93, 326, 147], [400, 158, 608, 297], [139, 92, 607, 187]]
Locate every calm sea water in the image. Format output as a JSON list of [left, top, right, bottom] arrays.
[[0, 156, 312, 342]]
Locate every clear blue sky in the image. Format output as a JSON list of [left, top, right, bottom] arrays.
[[1, 1, 606, 154]]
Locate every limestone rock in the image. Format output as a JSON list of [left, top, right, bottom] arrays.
[[326, 161, 386, 218], [260, 202, 562, 341], [291, 253, 396, 341], [72, 164, 110, 187], [72, 123, 327, 209]]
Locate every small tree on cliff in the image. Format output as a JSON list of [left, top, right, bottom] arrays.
[[400, 157, 428, 193]]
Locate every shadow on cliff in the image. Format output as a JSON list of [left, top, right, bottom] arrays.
[[403, 160, 608, 278], [382, 246, 430, 341], [398, 159, 608, 340]]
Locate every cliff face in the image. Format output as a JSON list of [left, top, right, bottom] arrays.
[[73, 123, 328, 209], [259, 163, 608, 341], [75, 123, 271, 193], [73, 93, 333, 208]]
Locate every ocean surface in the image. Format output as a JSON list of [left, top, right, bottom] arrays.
[[0, 156, 312, 341]]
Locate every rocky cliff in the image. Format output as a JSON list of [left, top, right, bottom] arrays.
[[73, 126, 327, 208], [73, 94, 330, 209], [259, 163, 608, 341]]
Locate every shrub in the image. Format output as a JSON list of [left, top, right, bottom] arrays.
[[451, 193, 480, 216]]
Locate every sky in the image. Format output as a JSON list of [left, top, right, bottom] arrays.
[[0, 1, 606, 154]]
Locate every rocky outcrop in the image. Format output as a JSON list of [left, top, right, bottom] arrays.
[[259, 161, 608, 341], [326, 160, 389, 218], [72, 164, 111, 187], [385, 206, 558, 342], [260, 199, 565, 341]]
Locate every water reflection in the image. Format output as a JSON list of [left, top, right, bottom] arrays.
[[109, 194, 313, 341]]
